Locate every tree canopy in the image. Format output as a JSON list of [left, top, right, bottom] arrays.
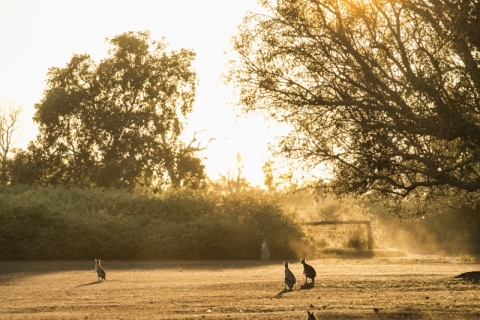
[[228, 0, 480, 217], [25, 31, 204, 190]]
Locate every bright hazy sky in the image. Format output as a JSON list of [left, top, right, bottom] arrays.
[[0, 0, 282, 186]]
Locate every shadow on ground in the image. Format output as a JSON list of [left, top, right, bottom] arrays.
[[300, 282, 315, 290], [74, 281, 103, 288]]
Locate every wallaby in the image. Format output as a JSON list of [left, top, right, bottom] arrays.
[[300, 258, 316, 284], [284, 261, 296, 290], [307, 311, 316, 320], [95, 259, 107, 282]]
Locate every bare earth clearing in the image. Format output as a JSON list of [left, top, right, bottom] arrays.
[[1, 256, 480, 319]]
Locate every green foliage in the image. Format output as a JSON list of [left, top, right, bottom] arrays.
[[16, 31, 204, 190], [0, 186, 303, 260]]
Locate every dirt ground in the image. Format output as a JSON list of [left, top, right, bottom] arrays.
[[1, 255, 480, 319]]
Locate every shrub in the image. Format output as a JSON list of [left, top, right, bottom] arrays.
[[0, 186, 305, 260]]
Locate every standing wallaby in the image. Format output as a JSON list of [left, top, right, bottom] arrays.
[[261, 239, 270, 261], [284, 261, 296, 290], [307, 311, 316, 320], [95, 259, 107, 282], [300, 258, 316, 284]]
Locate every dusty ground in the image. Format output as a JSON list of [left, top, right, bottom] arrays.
[[1, 255, 480, 319]]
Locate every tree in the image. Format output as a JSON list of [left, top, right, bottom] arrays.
[[209, 153, 251, 195], [0, 103, 22, 185], [159, 131, 214, 190], [262, 160, 276, 193], [31, 31, 204, 189], [8, 142, 50, 186], [228, 0, 480, 217]]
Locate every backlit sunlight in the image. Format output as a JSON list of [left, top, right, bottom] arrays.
[[0, 0, 274, 186]]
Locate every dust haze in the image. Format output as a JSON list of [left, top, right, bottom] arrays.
[[279, 191, 479, 258]]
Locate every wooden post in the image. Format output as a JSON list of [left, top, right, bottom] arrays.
[[304, 220, 373, 250], [365, 221, 373, 251]]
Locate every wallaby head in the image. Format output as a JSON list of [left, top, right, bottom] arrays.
[[301, 258, 306, 264], [284, 261, 289, 268], [307, 311, 316, 320]]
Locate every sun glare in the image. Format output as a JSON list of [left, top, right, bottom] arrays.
[[0, 0, 270, 186]]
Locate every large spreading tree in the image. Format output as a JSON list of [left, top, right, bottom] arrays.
[[228, 0, 480, 217], [27, 31, 204, 189]]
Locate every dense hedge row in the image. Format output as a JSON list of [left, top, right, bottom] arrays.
[[0, 186, 305, 260]]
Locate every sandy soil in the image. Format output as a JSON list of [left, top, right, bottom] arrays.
[[1, 256, 480, 319]]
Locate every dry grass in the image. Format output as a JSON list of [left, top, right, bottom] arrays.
[[1, 256, 480, 319]]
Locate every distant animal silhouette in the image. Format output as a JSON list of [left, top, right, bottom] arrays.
[[300, 258, 316, 284], [95, 259, 107, 282], [284, 261, 296, 290], [455, 271, 480, 283], [307, 311, 316, 319], [261, 239, 270, 261]]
